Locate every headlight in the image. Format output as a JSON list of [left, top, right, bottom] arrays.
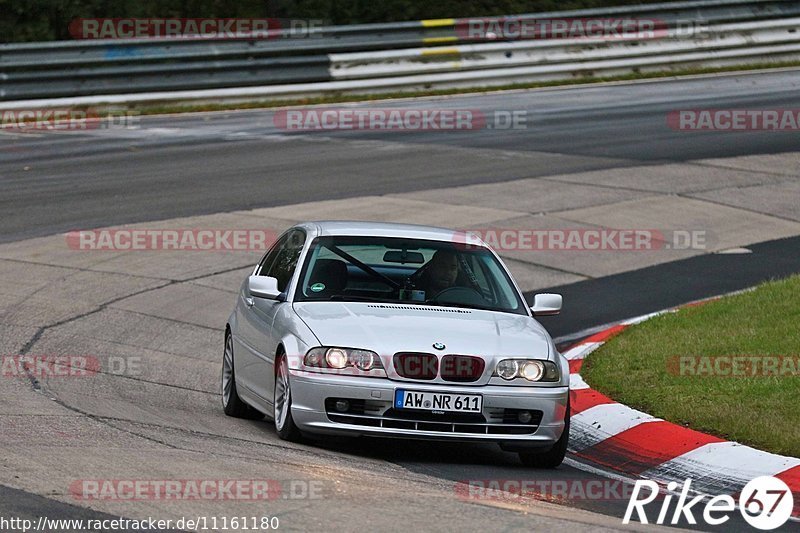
[[496, 359, 519, 380], [520, 361, 544, 381], [494, 359, 559, 382], [351, 350, 376, 371], [304, 347, 383, 374], [325, 348, 348, 369]]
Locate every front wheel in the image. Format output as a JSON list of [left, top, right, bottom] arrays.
[[274, 352, 302, 442], [519, 400, 570, 468]]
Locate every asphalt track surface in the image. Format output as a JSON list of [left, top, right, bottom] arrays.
[[1, 70, 799, 531], [1, 70, 799, 243]]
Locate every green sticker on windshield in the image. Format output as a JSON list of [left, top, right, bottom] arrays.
[[310, 283, 326, 292]]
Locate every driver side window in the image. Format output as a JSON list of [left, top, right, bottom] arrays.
[[264, 230, 306, 292], [257, 234, 287, 277]]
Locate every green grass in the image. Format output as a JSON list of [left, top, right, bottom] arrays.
[[581, 275, 800, 458], [77, 60, 800, 117]]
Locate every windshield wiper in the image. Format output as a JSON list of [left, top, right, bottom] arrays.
[[327, 294, 391, 303], [424, 301, 501, 312]]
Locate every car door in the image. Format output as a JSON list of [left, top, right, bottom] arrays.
[[233, 233, 286, 403], [237, 229, 306, 404]]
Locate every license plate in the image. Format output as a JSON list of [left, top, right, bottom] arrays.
[[394, 390, 482, 413]]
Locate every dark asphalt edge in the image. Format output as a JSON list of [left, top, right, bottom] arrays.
[[530, 234, 800, 340], [0, 485, 183, 532]]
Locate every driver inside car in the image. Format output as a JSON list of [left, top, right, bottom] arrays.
[[416, 250, 461, 297]]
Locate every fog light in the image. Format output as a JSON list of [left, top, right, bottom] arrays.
[[334, 399, 350, 412], [517, 410, 533, 424]]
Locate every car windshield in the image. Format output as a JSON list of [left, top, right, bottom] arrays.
[[294, 236, 527, 315]]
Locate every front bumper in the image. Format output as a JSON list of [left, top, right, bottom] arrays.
[[289, 370, 568, 448]]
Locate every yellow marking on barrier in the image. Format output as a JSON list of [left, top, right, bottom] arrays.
[[422, 36, 458, 44], [421, 47, 461, 57], [421, 18, 455, 28]]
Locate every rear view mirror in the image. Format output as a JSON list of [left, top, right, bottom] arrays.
[[383, 250, 425, 264], [248, 276, 282, 300], [531, 293, 562, 316]]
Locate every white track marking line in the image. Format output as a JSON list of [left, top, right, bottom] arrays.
[[563, 341, 603, 361], [641, 442, 800, 491], [570, 403, 661, 452]]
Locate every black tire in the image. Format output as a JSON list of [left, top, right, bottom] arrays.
[[221, 331, 264, 419], [519, 399, 570, 468], [273, 351, 302, 442]]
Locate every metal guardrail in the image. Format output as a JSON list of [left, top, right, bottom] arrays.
[[330, 18, 800, 79], [0, 0, 798, 104]]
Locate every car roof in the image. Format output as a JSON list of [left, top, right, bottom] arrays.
[[294, 220, 479, 244]]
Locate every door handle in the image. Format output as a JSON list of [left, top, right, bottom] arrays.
[[244, 297, 255, 307]]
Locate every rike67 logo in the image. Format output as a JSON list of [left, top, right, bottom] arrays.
[[624, 476, 795, 530]]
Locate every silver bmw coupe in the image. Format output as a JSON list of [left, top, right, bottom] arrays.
[[223, 221, 569, 467]]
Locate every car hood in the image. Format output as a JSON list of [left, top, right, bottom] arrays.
[[292, 301, 553, 360]]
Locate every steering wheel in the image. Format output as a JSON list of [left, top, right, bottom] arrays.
[[428, 286, 486, 306]]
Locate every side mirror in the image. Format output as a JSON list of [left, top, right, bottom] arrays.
[[248, 275, 282, 300], [531, 293, 562, 316]]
